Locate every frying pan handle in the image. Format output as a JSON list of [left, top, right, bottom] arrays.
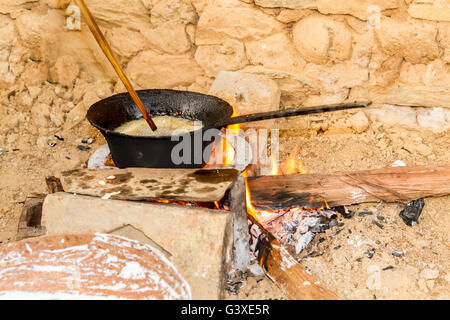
[[212, 101, 372, 128]]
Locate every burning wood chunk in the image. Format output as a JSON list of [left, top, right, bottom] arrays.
[[248, 165, 450, 209]]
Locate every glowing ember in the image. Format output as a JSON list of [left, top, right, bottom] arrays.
[[149, 199, 221, 210]]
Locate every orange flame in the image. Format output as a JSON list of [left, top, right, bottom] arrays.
[[243, 170, 280, 222], [280, 146, 307, 175], [270, 154, 279, 176], [242, 170, 256, 216], [203, 106, 330, 221], [205, 105, 240, 168], [244, 146, 333, 223], [154, 199, 170, 204]]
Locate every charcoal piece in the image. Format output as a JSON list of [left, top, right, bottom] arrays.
[[383, 266, 394, 271], [81, 138, 94, 144], [77, 145, 91, 151], [335, 206, 355, 219], [372, 220, 384, 230], [322, 210, 337, 219], [54, 135, 64, 141], [328, 219, 338, 228], [377, 215, 385, 221], [363, 250, 375, 259], [392, 250, 406, 257], [285, 233, 294, 245], [49, 141, 57, 147], [310, 224, 328, 233], [358, 211, 373, 217], [399, 198, 425, 226]]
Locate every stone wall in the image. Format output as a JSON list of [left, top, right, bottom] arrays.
[[1, 0, 450, 146]]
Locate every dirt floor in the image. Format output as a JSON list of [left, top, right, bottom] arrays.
[[0, 113, 449, 300]]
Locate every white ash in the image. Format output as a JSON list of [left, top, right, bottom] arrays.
[[226, 222, 266, 294], [294, 232, 315, 255], [87, 144, 115, 170], [263, 208, 338, 256]]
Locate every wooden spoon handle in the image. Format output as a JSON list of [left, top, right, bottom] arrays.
[[73, 0, 157, 131]]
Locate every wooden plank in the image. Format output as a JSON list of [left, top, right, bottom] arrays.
[[265, 239, 339, 300], [248, 215, 339, 300], [248, 165, 450, 210], [58, 168, 239, 202]]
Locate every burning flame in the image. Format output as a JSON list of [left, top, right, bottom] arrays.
[[242, 170, 256, 216], [107, 100, 327, 218], [270, 154, 279, 176], [280, 146, 307, 175], [244, 145, 333, 223], [243, 170, 280, 222], [203, 104, 329, 221], [205, 106, 240, 168]]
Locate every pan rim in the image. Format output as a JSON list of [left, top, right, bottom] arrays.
[[86, 89, 232, 139]]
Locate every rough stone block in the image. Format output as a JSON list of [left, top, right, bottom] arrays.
[[255, 0, 317, 9], [317, 0, 399, 20], [408, 1, 450, 22], [374, 85, 450, 109], [239, 65, 320, 106], [292, 14, 352, 64], [417, 107, 450, 133], [209, 70, 281, 117], [195, 7, 283, 45], [126, 50, 203, 89], [375, 18, 438, 64], [366, 104, 418, 128], [195, 39, 248, 77]]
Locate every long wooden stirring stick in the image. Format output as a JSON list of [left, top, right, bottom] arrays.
[[74, 0, 157, 131]]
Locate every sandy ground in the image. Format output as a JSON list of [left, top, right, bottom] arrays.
[[227, 117, 450, 300], [0, 114, 449, 300]]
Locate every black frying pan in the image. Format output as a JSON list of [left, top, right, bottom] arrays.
[[87, 89, 370, 168]]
